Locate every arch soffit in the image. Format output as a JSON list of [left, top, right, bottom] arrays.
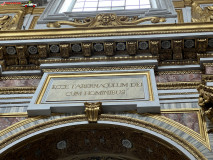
[[0, 114, 206, 160]]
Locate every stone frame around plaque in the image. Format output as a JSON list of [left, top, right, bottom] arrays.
[[27, 69, 160, 116]]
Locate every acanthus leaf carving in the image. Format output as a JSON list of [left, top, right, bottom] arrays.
[[47, 13, 166, 28], [197, 84, 213, 127]]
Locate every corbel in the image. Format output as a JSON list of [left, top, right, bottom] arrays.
[[0, 46, 4, 60], [60, 44, 70, 58], [150, 41, 159, 56], [84, 102, 102, 123], [38, 45, 47, 58], [104, 42, 114, 56], [197, 39, 207, 53], [173, 40, 183, 60], [82, 43, 92, 57], [16, 45, 28, 65], [127, 41, 137, 55]]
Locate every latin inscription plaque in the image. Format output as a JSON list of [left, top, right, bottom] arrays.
[[46, 77, 145, 102], [28, 70, 160, 116]]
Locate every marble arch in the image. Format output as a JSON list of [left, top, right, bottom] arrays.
[[0, 114, 205, 160]]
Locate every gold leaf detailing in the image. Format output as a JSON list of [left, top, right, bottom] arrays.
[[191, 2, 213, 22], [197, 84, 213, 124], [0, 87, 36, 94], [84, 102, 102, 123], [0, 10, 24, 31], [0, 16, 12, 30], [157, 82, 201, 90], [47, 13, 166, 28]]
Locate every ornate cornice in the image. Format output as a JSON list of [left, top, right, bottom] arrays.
[[1, 22, 213, 41]]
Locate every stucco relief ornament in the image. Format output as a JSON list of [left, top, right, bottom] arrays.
[[197, 84, 213, 132], [47, 13, 166, 28], [191, 2, 213, 22], [0, 15, 12, 30]]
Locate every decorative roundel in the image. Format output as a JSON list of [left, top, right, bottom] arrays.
[[116, 42, 126, 51], [138, 41, 149, 50], [28, 46, 38, 54], [72, 44, 82, 52], [94, 43, 104, 52], [184, 40, 195, 48], [208, 39, 213, 48], [122, 139, 132, 149], [6, 46, 16, 55], [161, 40, 171, 49], [50, 45, 60, 53], [57, 140, 67, 150]]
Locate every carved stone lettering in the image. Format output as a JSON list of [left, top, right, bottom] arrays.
[[46, 77, 145, 102]]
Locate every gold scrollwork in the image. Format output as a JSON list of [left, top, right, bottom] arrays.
[[197, 84, 213, 125], [47, 13, 166, 28], [0, 10, 24, 31], [192, 2, 213, 22]]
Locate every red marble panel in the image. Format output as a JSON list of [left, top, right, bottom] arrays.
[[205, 66, 213, 74], [155, 74, 201, 83], [0, 79, 40, 87], [0, 117, 26, 131], [161, 112, 200, 133]]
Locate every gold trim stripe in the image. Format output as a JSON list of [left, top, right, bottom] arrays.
[[0, 112, 28, 117], [0, 87, 36, 94], [157, 82, 201, 90]]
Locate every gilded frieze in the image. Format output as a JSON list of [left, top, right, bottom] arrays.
[[47, 13, 166, 28]]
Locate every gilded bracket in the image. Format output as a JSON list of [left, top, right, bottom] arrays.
[[47, 13, 166, 28], [84, 102, 102, 123]]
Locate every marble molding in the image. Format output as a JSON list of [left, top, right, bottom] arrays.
[[0, 74, 203, 87], [162, 112, 200, 134], [155, 74, 201, 83], [205, 66, 213, 74], [0, 79, 40, 87], [0, 117, 26, 131]]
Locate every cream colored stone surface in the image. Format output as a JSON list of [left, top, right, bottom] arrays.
[[46, 77, 145, 102]]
